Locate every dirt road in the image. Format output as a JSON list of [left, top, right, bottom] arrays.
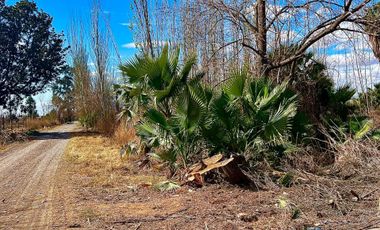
[[0, 124, 76, 229]]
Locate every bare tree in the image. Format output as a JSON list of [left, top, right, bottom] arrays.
[[132, 0, 155, 57], [69, 19, 93, 121], [129, 0, 378, 90], [204, 0, 375, 77], [91, 0, 115, 134]]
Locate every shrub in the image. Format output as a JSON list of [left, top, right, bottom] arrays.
[[95, 112, 116, 135], [117, 47, 380, 181], [201, 71, 304, 166], [360, 83, 380, 108], [117, 47, 307, 171], [117, 45, 204, 168]]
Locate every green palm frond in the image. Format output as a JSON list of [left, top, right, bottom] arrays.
[[332, 86, 356, 104], [144, 109, 169, 130], [179, 53, 197, 82], [169, 47, 180, 75], [262, 99, 297, 143], [223, 70, 247, 98], [372, 129, 380, 140], [209, 92, 235, 130], [136, 121, 161, 147], [150, 150, 177, 166], [255, 80, 289, 111], [349, 117, 373, 140], [188, 82, 208, 110], [174, 86, 204, 134], [143, 59, 166, 89], [154, 76, 178, 101], [119, 55, 149, 84], [249, 77, 271, 100]]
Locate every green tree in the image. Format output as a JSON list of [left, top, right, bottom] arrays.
[[51, 67, 74, 122], [21, 96, 38, 118], [0, 0, 67, 106]]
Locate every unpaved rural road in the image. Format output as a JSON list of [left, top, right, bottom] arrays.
[[0, 123, 76, 229]]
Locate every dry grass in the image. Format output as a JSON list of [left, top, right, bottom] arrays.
[[57, 132, 170, 228], [332, 138, 380, 179], [25, 117, 59, 130], [112, 120, 140, 147], [64, 133, 162, 188], [94, 113, 117, 135]]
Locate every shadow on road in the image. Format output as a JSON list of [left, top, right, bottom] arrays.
[[29, 131, 98, 141]]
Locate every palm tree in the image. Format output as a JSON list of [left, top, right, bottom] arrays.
[[201, 70, 300, 161], [117, 47, 305, 170], [117, 45, 197, 118], [117, 45, 206, 167]]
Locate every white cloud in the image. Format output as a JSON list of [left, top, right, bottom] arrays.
[[122, 40, 172, 49], [326, 53, 351, 67], [122, 42, 137, 49], [325, 50, 380, 91], [326, 49, 377, 68]]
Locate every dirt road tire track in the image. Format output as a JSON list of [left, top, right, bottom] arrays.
[[0, 124, 76, 229]]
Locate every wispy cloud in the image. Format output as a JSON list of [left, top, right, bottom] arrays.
[[120, 22, 134, 27]]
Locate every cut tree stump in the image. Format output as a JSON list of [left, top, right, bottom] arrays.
[[186, 154, 251, 186]]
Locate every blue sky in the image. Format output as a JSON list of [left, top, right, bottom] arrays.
[[5, 0, 138, 114], [6, 0, 137, 59]]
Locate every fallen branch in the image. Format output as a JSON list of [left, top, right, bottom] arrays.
[[107, 208, 193, 225], [361, 188, 379, 200]]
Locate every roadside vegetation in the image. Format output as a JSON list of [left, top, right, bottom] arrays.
[[115, 45, 380, 183]]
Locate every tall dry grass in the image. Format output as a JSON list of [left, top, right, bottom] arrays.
[[94, 112, 116, 135], [25, 112, 60, 130], [112, 120, 139, 147]]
